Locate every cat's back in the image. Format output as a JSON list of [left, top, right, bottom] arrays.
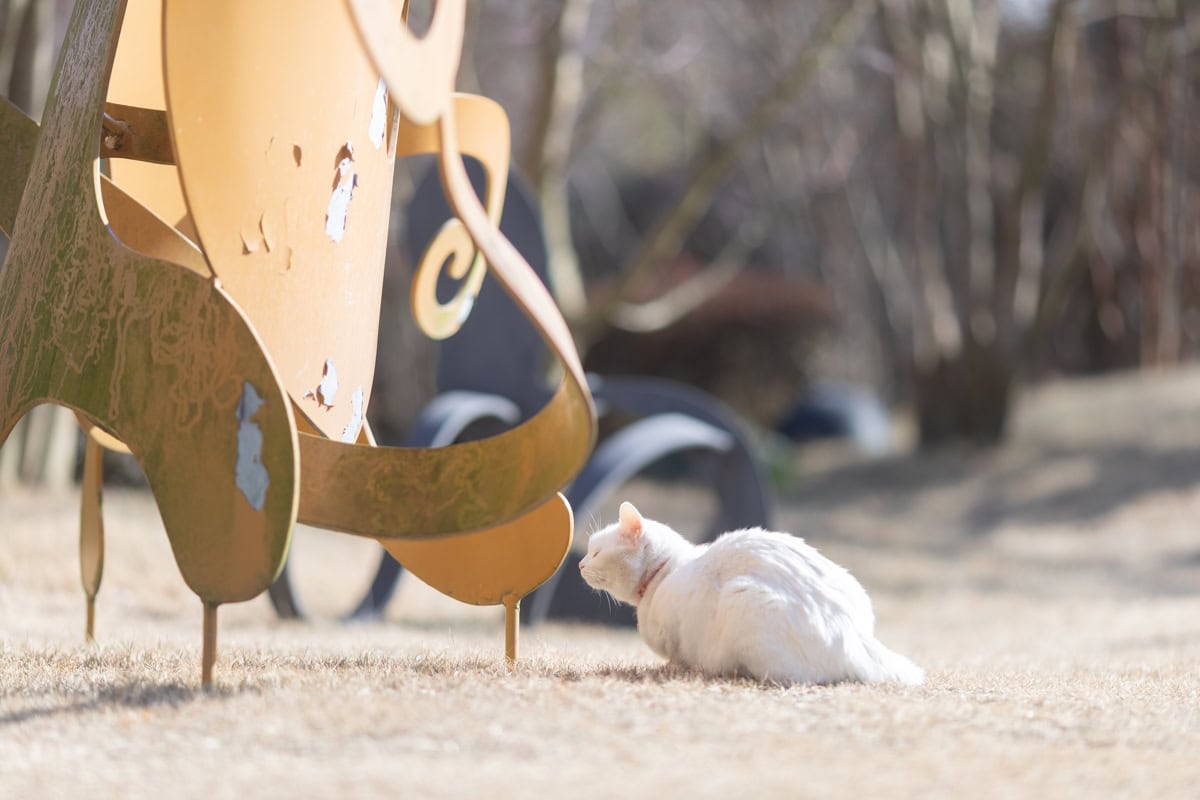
[[695, 528, 875, 631]]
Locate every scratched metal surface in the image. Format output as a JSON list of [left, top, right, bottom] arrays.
[[0, 0, 300, 607]]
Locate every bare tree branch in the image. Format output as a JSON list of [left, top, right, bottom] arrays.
[[532, 0, 594, 322], [949, 0, 999, 341], [576, 0, 875, 347], [876, 0, 963, 362], [608, 217, 769, 333], [1003, 0, 1073, 340]]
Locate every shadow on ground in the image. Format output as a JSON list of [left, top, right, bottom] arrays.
[[785, 442, 1200, 537], [0, 680, 226, 726]]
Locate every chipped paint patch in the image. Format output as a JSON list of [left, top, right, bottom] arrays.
[[240, 227, 260, 254], [303, 359, 339, 408], [368, 78, 388, 149], [259, 213, 275, 253], [341, 386, 364, 443], [325, 142, 357, 243], [235, 382, 269, 512]]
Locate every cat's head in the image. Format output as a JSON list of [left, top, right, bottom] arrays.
[[579, 501, 653, 606]]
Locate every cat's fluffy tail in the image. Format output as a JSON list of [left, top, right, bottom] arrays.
[[852, 636, 925, 686]]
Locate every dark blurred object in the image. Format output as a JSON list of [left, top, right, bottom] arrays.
[[776, 380, 892, 455], [584, 260, 834, 427]]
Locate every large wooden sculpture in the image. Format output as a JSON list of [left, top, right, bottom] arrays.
[[0, 0, 596, 685]]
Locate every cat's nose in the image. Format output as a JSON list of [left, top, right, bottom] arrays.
[[578, 560, 585, 570]]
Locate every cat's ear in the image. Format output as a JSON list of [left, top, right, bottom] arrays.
[[618, 501, 643, 544]]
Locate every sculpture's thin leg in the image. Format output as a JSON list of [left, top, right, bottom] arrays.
[[80, 433, 104, 642], [201, 602, 218, 688], [503, 594, 519, 666]]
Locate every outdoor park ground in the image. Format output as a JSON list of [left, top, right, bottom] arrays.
[[2, 367, 1200, 798]]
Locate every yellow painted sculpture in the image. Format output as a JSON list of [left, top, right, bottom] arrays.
[[0, 0, 596, 685]]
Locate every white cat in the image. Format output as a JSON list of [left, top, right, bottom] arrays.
[[579, 502, 924, 686]]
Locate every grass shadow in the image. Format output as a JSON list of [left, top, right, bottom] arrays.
[[0, 679, 232, 726]]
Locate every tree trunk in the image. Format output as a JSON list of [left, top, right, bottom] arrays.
[[912, 338, 1013, 448]]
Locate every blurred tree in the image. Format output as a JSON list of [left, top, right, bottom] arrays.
[[462, 0, 874, 423], [842, 0, 1197, 445], [460, 0, 1198, 447], [4, 1, 1197, 455]]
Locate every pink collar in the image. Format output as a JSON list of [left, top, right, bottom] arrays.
[[636, 560, 668, 602]]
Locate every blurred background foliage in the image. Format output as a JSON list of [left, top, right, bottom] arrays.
[[2, 0, 1198, 489], [401, 0, 1199, 450]]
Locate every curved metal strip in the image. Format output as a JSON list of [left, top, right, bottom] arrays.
[[298, 377, 591, 538], [0, 0, 299, 604], [269, 388, 524, 620], [380, 493, 572, 606], [433, 108, 589, 397], [345, 0, 465, 126], [300, 112, 595, 541], [300, 10, 597, 542], [401, 94, 510, 340]]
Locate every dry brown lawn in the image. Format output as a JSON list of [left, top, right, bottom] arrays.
[[3, 368, 1200, 799]]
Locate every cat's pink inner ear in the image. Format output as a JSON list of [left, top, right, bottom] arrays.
[[618, 501, 643, 543]]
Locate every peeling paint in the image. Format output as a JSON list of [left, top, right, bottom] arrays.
[[303, 359, 339, 408], [240, 228, 260, 255], [235, 382, 269, 512], [325, 142, 357, 243], [259, 213, 275, 253], [368, 78, 388, 150], [341, 386, 364, 443]]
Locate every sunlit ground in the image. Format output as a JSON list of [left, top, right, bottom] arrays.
[[3, 367, 1200, 799]]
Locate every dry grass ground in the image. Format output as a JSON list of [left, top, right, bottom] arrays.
[[3, 368, 1200, 799]]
